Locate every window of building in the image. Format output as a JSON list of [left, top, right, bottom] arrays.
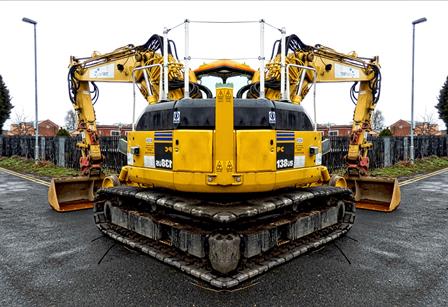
[[110, 130, 120, 136], [328, 130, 338, 136]]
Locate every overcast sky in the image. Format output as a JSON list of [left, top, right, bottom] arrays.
[[1, 1, 447, 130]]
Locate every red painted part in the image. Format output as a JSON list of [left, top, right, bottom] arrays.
[[359, 156, 369, 167], [80, 156, 90, 175]]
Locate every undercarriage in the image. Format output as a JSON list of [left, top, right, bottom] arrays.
[[94, 185, 355, 288]]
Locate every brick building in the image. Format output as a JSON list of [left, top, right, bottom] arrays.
[[389, 119, 410, 137], [97, 124, 132, 137], [38, 119, 59, 136], [317, 124, 352, 137], [389, 119, 441, 136], [8, 119, 59, 136]]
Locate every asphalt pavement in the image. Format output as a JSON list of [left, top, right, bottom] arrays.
[[0, 170, 447, 307]]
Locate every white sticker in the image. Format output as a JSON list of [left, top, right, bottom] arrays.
[[335, 63, 360, 79], [127, 153, 133, 166], [145, 138, 153, 144], [294, 156, 305, 168], [268, 111, 276, 124], [316, 153, 322, 165], [173, 111, 181, 124], [89, 64, 115, 78], [144, 155, 155, 168], [296, 138, 303, 144]]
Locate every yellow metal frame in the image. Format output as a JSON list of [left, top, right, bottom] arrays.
[[120, 86, 330, 193]]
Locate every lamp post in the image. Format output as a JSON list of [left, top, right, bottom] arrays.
[[22, 17, 39, 162], [410, 17, 427, 164]]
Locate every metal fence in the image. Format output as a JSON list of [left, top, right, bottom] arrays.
[[0, 135, 447, 174]]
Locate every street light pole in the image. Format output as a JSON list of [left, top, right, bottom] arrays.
[[410, 17, 427, 164], [22, 17, 39, 163]]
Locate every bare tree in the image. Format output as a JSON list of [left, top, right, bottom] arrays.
[[9, 109, 34, 135], [64, 110, 76, 131], [420, 108, 437, 124], [371, 110, 385, 131], [416, 109, 439, 135]]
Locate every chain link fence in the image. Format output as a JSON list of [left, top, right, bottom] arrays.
[[1, 135, 447, 174]]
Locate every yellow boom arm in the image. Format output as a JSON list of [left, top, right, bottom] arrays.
[[263, 35, 381, 176], [68, 35, 189, 175]]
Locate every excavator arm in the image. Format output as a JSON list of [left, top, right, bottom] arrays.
[[259, 35, 381, 176], [49, 35, 208, 212], [67, 35, 188, 175], [257, 35, 399, 211]]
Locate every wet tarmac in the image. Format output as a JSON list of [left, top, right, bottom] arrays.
[[0, 170, 447, 306]]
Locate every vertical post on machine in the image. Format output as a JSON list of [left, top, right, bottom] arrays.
[[184, 19, 190, 99], [280, 27, 287, 101], [259, 20, 265, 99], [162, 27, 169, 101], [210, 84, 238, 186]]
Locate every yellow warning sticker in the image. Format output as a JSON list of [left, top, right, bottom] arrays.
[[216, 161, 223, 172], [226, 160, 233, 172]]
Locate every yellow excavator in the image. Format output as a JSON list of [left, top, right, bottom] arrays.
[[48, 22, 400, 288]]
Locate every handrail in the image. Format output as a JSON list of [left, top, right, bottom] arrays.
[[163, 19, 285, 100], [131, 64, 163, 130], [286, 64, 318, 130]]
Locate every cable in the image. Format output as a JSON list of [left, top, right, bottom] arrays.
[[350, 82, 359, 105], [90, 82, 99, 105], [273, 34, 312, 57], [270, 39, 280, 60], [236, 83, 253, 98], [349, 65, 381, 105], [195, 83, 213, 98], [139, 34, 177, 57], [168, 80, 213, 99], [67, 66, 79, 104], [168, 39, 179, 60], [237, 80, 281, 99]]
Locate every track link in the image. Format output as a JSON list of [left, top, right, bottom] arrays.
[[94, 186, 355, 289]]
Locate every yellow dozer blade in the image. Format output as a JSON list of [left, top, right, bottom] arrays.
[[48, 176, 102, 212], [346, 176, 401, 212]]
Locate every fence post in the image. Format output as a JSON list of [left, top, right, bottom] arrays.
[[403, 137, 408, 161], [444, 135, 448, 156], [383, 137, 391, 167], [40, 137, 45, 161], [0, 135, 3, 156], [57, 137, 66, 167]]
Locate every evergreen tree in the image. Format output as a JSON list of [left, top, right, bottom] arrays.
[[0, 74, 13, 132], [56, 128, 71, 137], [379, 127, 392, 137], [436, 76, 448, 129]]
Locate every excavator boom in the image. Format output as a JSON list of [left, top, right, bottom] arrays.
[[256, 35, 401, 212]]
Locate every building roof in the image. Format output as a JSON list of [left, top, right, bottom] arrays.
[[38, 119, 59, 127], [317, 124, 352, 129], [97, 124, 132, 129]]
